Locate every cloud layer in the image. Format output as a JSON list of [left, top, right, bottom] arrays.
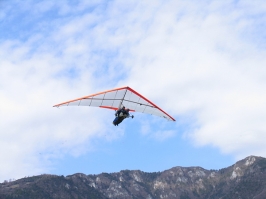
[[1, 0, 266, 181], [122, 0, 266, 159]]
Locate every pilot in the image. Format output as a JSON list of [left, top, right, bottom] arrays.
[[113, 107, 131, 126], [115, 106, 125, 117]]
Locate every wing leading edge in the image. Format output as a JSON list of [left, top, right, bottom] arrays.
[[53, 86, 175, 121]]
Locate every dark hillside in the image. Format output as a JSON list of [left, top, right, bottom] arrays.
[[1, 156, 266, 199]]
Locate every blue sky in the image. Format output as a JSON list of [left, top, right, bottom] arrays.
[[1, 0, 266, 181]]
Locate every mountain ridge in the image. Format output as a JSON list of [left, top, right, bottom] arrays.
[[1, 155, 266, 199]]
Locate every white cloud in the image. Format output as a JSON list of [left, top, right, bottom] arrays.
[[1, 0, 266, 181], [0, 1, 120, 181], [120, 0, 266, 160]]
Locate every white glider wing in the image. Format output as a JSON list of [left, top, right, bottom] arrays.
[[53, 86, 175, 121]]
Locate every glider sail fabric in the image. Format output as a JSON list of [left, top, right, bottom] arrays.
[[53, 87, 175, 121]]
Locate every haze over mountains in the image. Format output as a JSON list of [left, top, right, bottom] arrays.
[[1, 156, 266, 199]]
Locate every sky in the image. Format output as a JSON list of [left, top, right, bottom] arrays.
[[1, 0, 266, 182]]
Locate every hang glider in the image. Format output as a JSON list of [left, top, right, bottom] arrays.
[[53, 86, 175, 121]]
